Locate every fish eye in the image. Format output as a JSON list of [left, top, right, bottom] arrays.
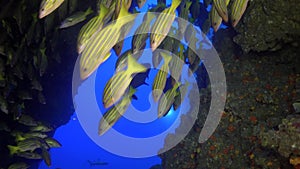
[[41, 8, 44, 11], [152, 40, 155, 43], [83, 68, 87, 72]]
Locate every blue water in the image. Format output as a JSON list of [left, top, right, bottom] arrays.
[[39, 0, 211, 168]]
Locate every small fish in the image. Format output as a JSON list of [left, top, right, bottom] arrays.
[[8, 162, 29, 169], [7, 139, 42, 155], [77, 4, 109, 54], [39, 47, 48, 77], [41, 147, 51, 167], [80, 3, 136, 79], [45, 137, 62, 148], [173, 81, 190, 110], [98, 0, 114, 8], [0, 95, 8, 114], [59, 7, 93, 29], [190, 0, 200, 20], [17, 114, 38, 126], [152, 52, 172, 102], [30, 123, 52, 132], [38, 91, 46, 104], [99, 87, 136, 135], [231, 0, 249, 27], [150, 0, 182, 51], [178, 1, 192, 36], [158, 82, 180, 118], [17, 152, 42, 160], [213, 0, 229, 22], [186, 38, 197, 65], [169, 44, 185, 83], [132, 12, 156, 55], [188, 52, 201, 76], [39, 0, 65, 19], [14, 132, 48, 142], [31, 78, 43, 91], [103, 55, 146, 108], [137, 0, 146, 8]]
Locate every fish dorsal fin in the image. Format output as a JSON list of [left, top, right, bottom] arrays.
[[160, 52, 172, 66]]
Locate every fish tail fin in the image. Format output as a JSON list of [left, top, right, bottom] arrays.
[[171, 0, 182, 10], [128, 86, 137, 98], [85, 7, 94, 15], [186, 1, 192, 8], [117, 2, 136, 24], [99, 4, 109, 18], [127, 54, 147, 75], [160, 52, 172, 65], [7, 145, 18, 155]]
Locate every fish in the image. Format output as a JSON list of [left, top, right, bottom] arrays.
[[31, 78, 43, 91], [186, 37, 197, 65], [137, 0, 146, 8], [8, 162, 29, 169], [213, 0, 229, 22], [211, 0, 230, 31], [103, 54, 146, 108], [98, 0, 114, 8], [39, 47, 48, 77], [131, 12, 156, 55], [79, 3, 136, 80], [38, 91, 46, 104], [0, 95, 8, 114], [41, 147, 51, 167], [158, 82, 180, 118], [7, 139, 43, 155], [169, 44, 185, 84], [178, 1, 192, 37], [190, 0, 200, 20], [152, 52, 172, 102], [150, 0, 182, 51], [99, 87, 136, 135], [45, 137, 62, 148], [77, 4, 109, 54], [231, 0, 249, 27], [39, 0, 65, 19], [59, 7, 94, 29], [293, 100, 300, 113], [17, 152, 42, 160], [173, 81, 190, 110], [188, 52, 201, 76], [17, 114, 38, 126], [14, 132, 48, 142], [30, 123, 52, 132]]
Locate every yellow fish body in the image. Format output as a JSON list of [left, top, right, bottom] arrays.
[[39, 0, 65, 19]]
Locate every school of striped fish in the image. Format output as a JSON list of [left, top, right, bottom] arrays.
[[38, 0, 249, 135]]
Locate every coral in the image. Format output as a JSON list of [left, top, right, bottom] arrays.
[[260, 115, 300, 158], [233, 0, 300, 53]]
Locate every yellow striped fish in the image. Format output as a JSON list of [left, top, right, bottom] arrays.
[[131, 12, 156, 55], [79, 3, 136, 80], [158, 82, 180, 118], [113, 0, 132, 20], [150, 0, 182, 51], [173, 80, 189, 110], [178, 1, 192, 36], [98, 87, 136, 136], [39, 0, 65, 19], [77, 4, 109, 54], [211, 0, 230, 32], [103, 54, 146, 108], [231, 0, 249, 27], [170, 44, 185, 84], [115, 50, 132, 72], [113, 22, 133, 56], [152, 52, 171, 102], [213, 0, 228, 22]]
